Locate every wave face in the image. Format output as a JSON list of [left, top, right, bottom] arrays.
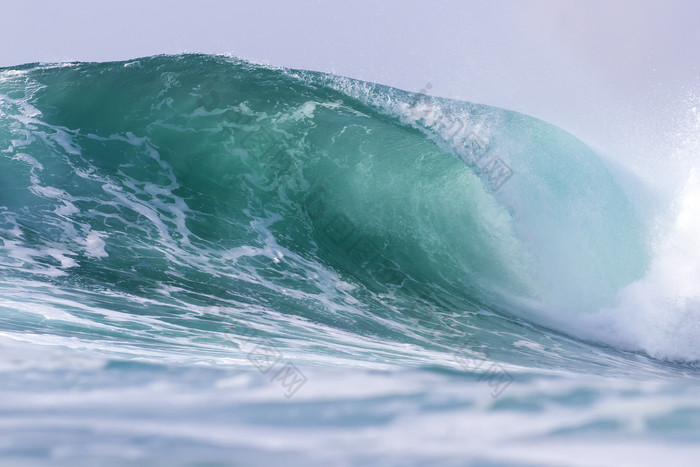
[[1, 55, 699, 466]]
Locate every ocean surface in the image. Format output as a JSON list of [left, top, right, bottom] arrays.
[[1, 54, 699, 466]]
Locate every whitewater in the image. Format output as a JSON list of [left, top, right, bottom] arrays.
[[1, 54, 699, 466]]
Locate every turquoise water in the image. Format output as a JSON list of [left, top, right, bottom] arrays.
[[1, 54, 699, 466]]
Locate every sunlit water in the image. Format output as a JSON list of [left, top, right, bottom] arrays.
[[1, 55, 699, 466]]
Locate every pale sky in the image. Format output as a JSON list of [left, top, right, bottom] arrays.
[[2, 0, 699, 176]]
